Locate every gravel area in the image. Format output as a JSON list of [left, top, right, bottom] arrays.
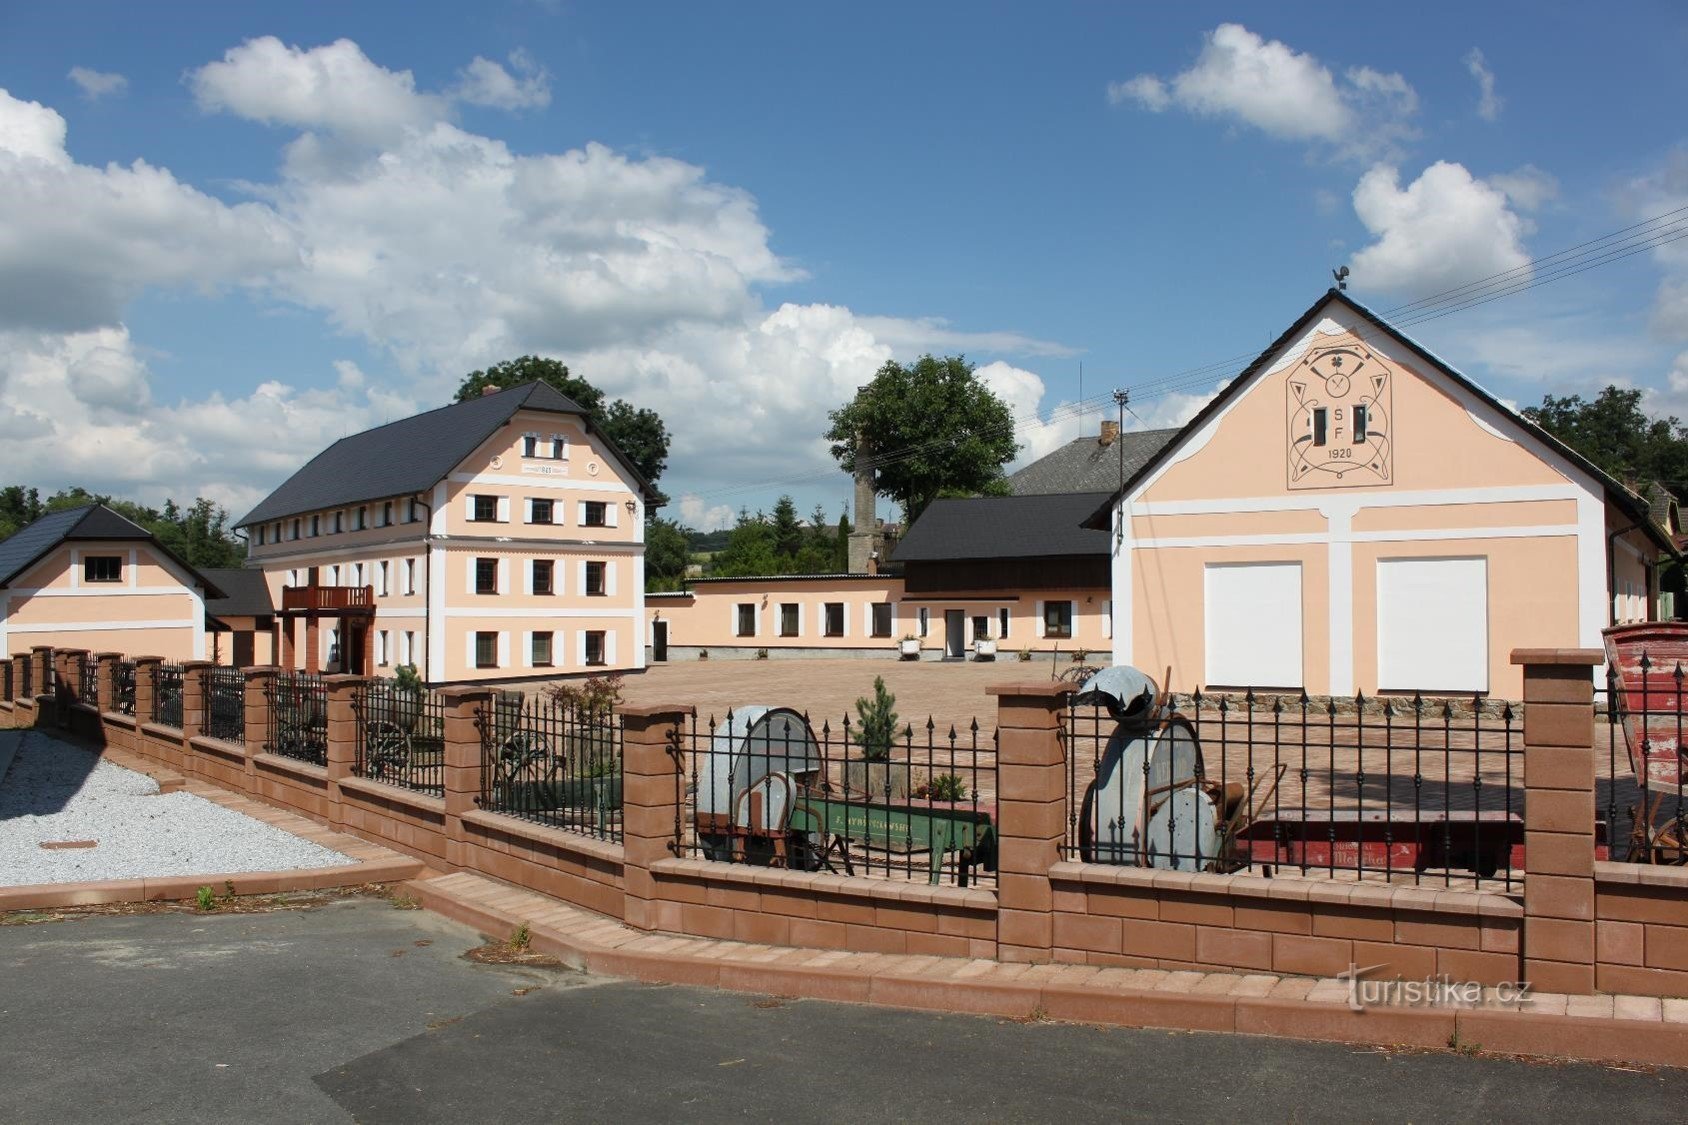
[[0, 731, 351, 887]]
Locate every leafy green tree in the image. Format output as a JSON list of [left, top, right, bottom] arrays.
[[709, 509, 781, 577], [0, 485, 242, 569], [453, 356, 671, 489], [825, 354, 1019, 523], [1525, 386, 1688, 493], [644, 516, 693, 591], [0, 485, 44, 540]]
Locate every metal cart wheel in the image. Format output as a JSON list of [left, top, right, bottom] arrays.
[[365, 720, 411, 780]]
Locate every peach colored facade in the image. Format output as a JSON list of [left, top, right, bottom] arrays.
[[648, 577, 1112, 660], [243, 406, 646, 683], [1110, 297, 1670, 700], [1, 542, 208, 662]]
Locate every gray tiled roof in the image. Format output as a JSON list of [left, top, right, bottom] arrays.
[[1008, 429, 1180, 495], [0, 504, 225, 597], [237, 381, 653, 528], [891, 492, 1112, 562], [0, 504, 155, 586], [201, 568, 275, 619]]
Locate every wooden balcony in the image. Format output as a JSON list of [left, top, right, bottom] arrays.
[[280, 585, 376, 614]]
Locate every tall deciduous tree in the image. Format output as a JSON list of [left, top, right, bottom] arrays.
[[1525, 386, 1688, 494], [825, 354, 1019, 523], [0, 485, 243, 569], [454, 356, 671, 490], [644, 515, 693, 592]]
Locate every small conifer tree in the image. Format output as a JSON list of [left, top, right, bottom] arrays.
[[854, 676, 899, 762]]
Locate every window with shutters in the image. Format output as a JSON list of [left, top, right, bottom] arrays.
[[471, 494, 499, 523], [532, 559, 553, 595], [475, 557, 498, 595], [585, 561, 607, 596], [582, 501, 608, 527], [474, 631, 497, 668], [1043, 601, 1074, 639], [531, 631, 554, 667], [779, 603, 799, 637], [584, 631, 606, 666], [870, 603, 893, 637], [824, 603, 845, 637], [529, 498, 555, 524], [736, 604, 756, 637]]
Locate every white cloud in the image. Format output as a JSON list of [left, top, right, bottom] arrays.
[[453, 50, 550, 111], [1618, 147, 1688, 342], [0, 88, 296, 333], [678, 495, 735, 532], [1489, 164, 1559, 212], [1464, 48, 1502, 122], [190, 38, 447, 143], [1109, 24, 1417, 158], [853, 317, 1078, 360], [1350, 161, 1531, 295], [67, 66, 127, 101], [2, 42, 1074, 520]]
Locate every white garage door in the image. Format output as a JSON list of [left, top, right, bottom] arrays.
[[1377, 557, 1489, 693], [1204, 562, 1303, 687]]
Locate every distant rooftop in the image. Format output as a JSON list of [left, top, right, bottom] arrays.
[[1008, 424, 1180, 496]]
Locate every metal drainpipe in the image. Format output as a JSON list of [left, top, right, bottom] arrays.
[[1607, 521, 1641, 627], [414, 493, 434, 685]]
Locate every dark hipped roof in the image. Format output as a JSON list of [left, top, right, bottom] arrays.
[[237, 381, 656, 527], [892, 492, 1112, 563], [1079, 289, 1680, 556], [201, 568, 275, 618], [0, 503, 225, 596], [1008, 428, 1180, 495]]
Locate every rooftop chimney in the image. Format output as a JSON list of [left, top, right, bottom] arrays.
[[481, 385, 499, 397], [1099, 419, 1120, 447]]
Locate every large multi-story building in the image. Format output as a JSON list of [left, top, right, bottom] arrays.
[[237, 381, 656, 684]]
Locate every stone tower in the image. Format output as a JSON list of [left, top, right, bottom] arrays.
[[847, 460, 877, 574]]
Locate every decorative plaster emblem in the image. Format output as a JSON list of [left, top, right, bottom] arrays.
[[1287, 345, 1394, 489], [587, 461, 600, 476], [490, 455, 504, 470]]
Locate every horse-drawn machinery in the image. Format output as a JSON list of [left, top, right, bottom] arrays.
[[693, 707, 996, 885]]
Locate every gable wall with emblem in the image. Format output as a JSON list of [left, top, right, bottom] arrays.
[[1109, 302, 1631, 700]]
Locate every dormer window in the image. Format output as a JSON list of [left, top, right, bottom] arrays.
[[355, 506, 367, 530], [84, 556, 122, 584], [332, 511, 343, 534], [550, 434, 567, 459], [523, 433, 538, 458]]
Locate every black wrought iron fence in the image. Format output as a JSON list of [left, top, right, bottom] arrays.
[[114, 661, 136, 715], [75, 656, 97, 707], [1, 660, 10, 702], [19, 658, 33, 699], [477, 692, 623, 842], [1600, 657, 1688, 865], [204, 666, 245, 744], [1063, 688, 1521, 890], [355, 680, 446, 797], [267, 672, 327, 765], [674, 708, 998, 888], [153, 664, 185, 729]]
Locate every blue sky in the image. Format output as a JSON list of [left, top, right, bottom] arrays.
[[2, 3, 1686, 528]]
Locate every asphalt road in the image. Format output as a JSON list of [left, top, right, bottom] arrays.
[[3, 900, 1685, 1123]]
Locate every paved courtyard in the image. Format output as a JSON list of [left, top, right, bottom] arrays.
[[625, 655, 1059, 730], [4, 900, 1687, 1123]]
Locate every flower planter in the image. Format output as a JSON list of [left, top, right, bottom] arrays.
[[844, 760, 913, 800], [899, 639, 921, 660], [972, 639, 997, 661]]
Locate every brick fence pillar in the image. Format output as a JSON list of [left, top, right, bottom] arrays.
[[53, 649, 78, 728], [132, 656, 162, 726], [94, 652, 120, 713], [181, 661, 213, 742], [323, 674, 363, 829], [243, 667, 276, 785], [989, 680, 1076, 963], [620, 704, 691, 931], [30, 646, 52, 703], [439, 687, 493, 870], [12, 654, 29, 707], [1513, 647, 1602, 996]]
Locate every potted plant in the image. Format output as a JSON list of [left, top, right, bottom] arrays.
[[898, 633, 921, 660], [1016, 647, 1033, 662], [844, 676, 911, 799], [390, 662, 425, 732], [973, 637, 997, 660]]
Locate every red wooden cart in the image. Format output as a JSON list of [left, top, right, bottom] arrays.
[[1602, 622, 1688, 864]]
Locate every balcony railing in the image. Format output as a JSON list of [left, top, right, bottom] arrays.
[[281, 585, 375, 612]]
